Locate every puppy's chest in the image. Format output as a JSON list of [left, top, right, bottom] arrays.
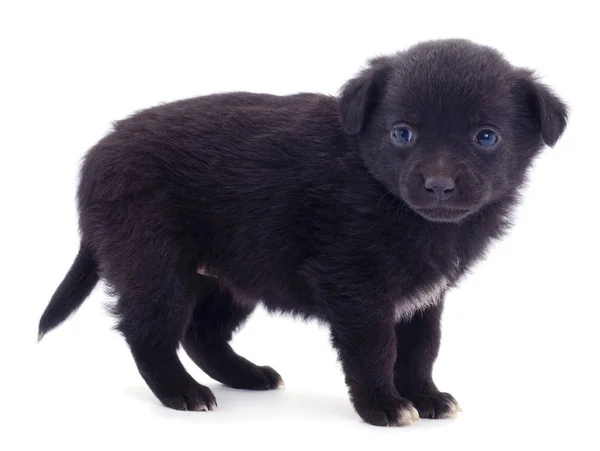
[[391, 258, 461, 322]]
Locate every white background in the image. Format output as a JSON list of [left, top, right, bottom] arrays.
[[2, 1, 599, 450]]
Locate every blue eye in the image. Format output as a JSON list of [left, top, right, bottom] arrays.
[[475, 129, 499, 148], [391, 126, 414, 146]]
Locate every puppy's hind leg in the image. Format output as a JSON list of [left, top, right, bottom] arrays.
[[115, 259, 216, 411], [182, 277, 283, 390]]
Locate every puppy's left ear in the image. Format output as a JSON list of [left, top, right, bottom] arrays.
[[339, 56, 391, 135], [515, 70, 569, 148]]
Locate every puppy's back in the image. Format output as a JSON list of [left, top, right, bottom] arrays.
[[80, 92, 347, 201]]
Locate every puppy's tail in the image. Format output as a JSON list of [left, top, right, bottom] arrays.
[[38, 243, 99, 340]]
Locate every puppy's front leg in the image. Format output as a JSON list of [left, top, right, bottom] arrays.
[[394, 300, 461, 419], [329, 303, 419, 426]]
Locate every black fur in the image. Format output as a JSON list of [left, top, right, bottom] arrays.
[[38, 245, 98, 339], [38, 39, 568, 426]]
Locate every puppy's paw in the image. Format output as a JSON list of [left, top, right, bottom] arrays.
[[257, 365, 285, 390], [354, 395, 420, 427], [159, 381, 217, 412], [407, 391, 461, 419]]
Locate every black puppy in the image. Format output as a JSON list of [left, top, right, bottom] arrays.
[[39, 39, 567, 426]]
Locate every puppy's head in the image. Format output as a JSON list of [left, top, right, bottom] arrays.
[[339, 39, 568, 223]]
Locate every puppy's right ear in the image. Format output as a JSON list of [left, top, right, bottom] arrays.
[[339, 57, 391, 135]]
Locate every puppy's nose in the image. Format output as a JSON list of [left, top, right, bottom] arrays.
[[424, 176, 456, 201]]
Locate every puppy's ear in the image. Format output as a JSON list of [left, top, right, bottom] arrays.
[[339, 56, 391, 135], [515, 70, 569, 148]]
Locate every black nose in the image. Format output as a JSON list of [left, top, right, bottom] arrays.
[[424, 176, 456, 201]]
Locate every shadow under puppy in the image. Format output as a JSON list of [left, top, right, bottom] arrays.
[[38, 39, 568, 426]]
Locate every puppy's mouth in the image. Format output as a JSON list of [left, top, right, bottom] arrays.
[[413, 206, 474, 223], [398, 172, 489, 223]]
